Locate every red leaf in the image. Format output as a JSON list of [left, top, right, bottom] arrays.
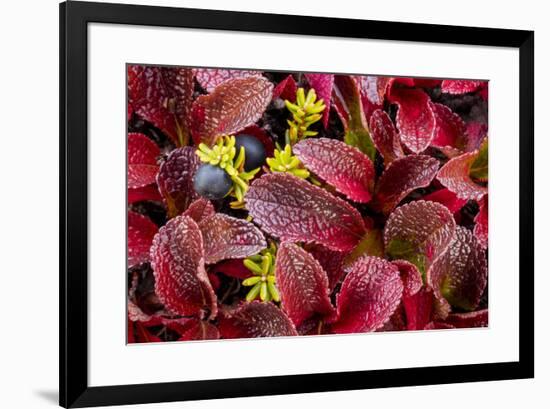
[[293, 138, 375, 203], [128, 211, 158, 268], [211, 259, 251, 280], [276, 243, 336, 327], [132, 321, 162, 343], [127, 133, 160, 188], [430, 103, 467, 150], [191, 76, 273, 146], [305, 73, 334, 128], [272, 74, 297, 101], [465, 122, 488, 152], [372, 155, 440, 215], [437, 151, 488, 200], [218, 302, 298, 338], [177, 319, 220, 341], [413, 78, 442, 88], [332, 256, 403, 333], [442, 309, 488, 328], [246, 173, 366, 252], [402, 287, 434, 330], [157, 147, 200, 218], [199, 213, 266, 264], [474, 195, 489, 249], [392, 260, 423, 297], [183, 198, 215, 224], [194, 68, 261, 92], [423, 188, 467, 214], [384, 201, 456, 274], [441, 80, 484, 94], [427, 226, 488, 316], [305, 243, 346, 291], [369, 109, 404, 167], [150, 215, 217, 318], [128, 65, 177, 142], [128, 184, 162, 204], [387, 86, 436, 153]]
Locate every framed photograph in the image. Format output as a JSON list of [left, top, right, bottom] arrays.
[[60, 1, 534, 407]]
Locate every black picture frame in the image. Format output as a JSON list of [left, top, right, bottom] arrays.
[[60, 1, 534, 407]]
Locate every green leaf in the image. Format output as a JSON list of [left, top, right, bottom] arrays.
[[469, 138, 488, 182], [385, 239, 427, 278], [344, 129, 377, 162], [344, 229, 384, 267]]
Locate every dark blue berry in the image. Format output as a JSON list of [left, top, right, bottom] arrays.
[[235, 134, 266, 171], [193, 164, 232, 200]]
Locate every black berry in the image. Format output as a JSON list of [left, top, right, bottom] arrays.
[[193, 164, 232, 200], [235, 134, 266, 171]]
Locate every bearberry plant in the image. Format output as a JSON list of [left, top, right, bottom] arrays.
[[127, 66, 489, 342]]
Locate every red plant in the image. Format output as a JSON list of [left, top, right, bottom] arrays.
[[127, 67, 488, 342]]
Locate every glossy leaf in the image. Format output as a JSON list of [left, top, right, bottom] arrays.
[[305, 243, 346, 291], [373, 155, 440, 215], [441, 80, 484, 94], [127, 133, 160, 189], [191, 76, 273, 146], [293, 138, 375, 203], [246, 173, 366, 252], [198, 213, 266, 264], [305, 73, 334, 128], [183, 198, 215, 224], [474, 195, 489, 249], [332, 256, 403, 333], [369, 109, 404, 167], [437, 150, 488, 200], [423, 188, 467, 214], [157, 146, 200, 218], [218, 302, 298, 338], [276, 242, 336, 327], [427, 226, 488, 315], [128, 211, 158, 268], [272, 74, 297, 101], [128, 184, 162, 204], [384, 201, 456, 276], [387, 86, 435, 153], [194, 68, 261, 92], [150, 215, 217, 318], [430, 103, 467, 150]]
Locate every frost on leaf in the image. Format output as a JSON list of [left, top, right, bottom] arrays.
[[305, 243, 346, 291], [427, 226, 488, 316], [430, 103, 467, 150], [198, 213, 266, 264], [332, 256, 403, 333], [183, 198, 215, 224], [218, 301, 298, 339], [190, 76, 273, 146], [387, 86, 436, 153], [423, 188, 467, 214], [304, 73, 334, 128], [369, 109, 404, 167], [127, 133, 160, 189], [372, 155, 439, 215], [275, 242, 336, 327], [150, 215, 217, 318], [474, 195, 489, 249], [128, 211, 158, 268], [128, 184, 162, 204], [441, 80, 484, 94], [442, 309, 488, 328], [384, 201, 456, 276], [293, 138, 375, 203], [272, 74, 297, 101], [437, 151, 488, 200], [157, 147, 200, 218], [245, 173, 366, 252], [194, 68, 261, 92]]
